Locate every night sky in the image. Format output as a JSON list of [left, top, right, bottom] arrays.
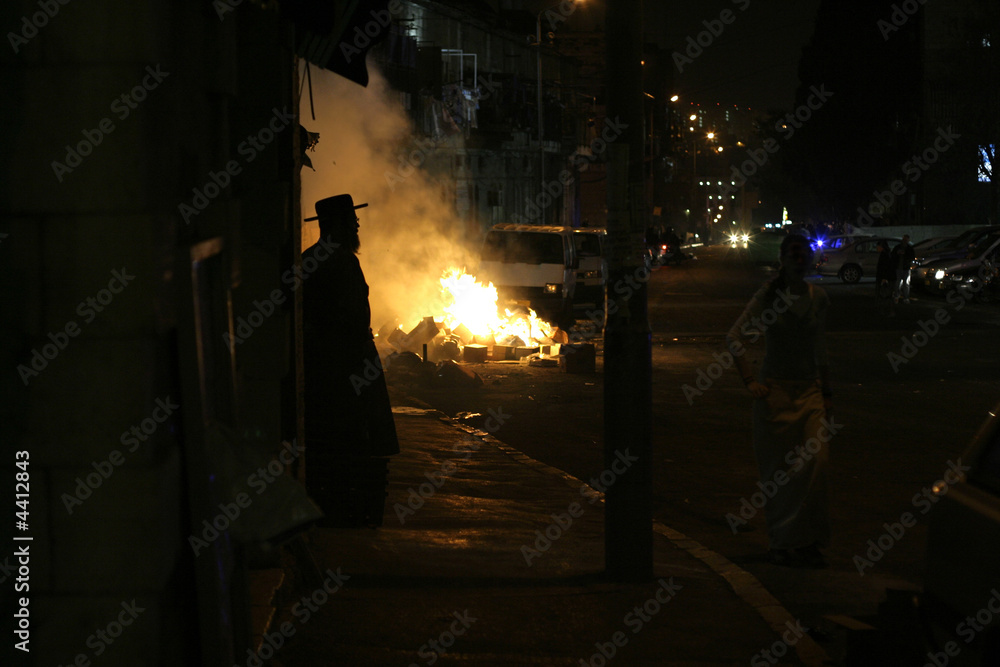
[[531, 0, 825, 112], [644, 0, 823, 112]]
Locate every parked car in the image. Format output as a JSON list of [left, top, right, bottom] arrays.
[[816, 236, 902, 283], [811, 233, 875, 253], [918, 397, 1000, 665], [572, 228, 606, 307], [746, 230, 787, 267], [914, 226, 1000, 267], [911, 236, 954, 255], [913, 231, 1000, 294], [846, 397, 1000, 664]]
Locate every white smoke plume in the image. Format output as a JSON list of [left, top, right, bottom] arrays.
[[300, 63, 481, 332]]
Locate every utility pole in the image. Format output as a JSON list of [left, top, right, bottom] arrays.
[[604, 0, 652, 582], [536, 14, 545, 221]]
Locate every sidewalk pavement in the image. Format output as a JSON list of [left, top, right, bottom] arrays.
[[267, 401, 833, 667]]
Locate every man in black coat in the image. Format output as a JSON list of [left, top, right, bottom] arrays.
[[302, 194, 399, 526]]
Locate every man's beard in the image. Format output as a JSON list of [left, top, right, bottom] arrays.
[[322, 228, 361, 253]]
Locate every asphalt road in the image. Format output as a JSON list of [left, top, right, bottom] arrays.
[[399, 243, 1000, 649]]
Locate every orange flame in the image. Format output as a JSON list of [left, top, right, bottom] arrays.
[[438, 267, 555, 346]]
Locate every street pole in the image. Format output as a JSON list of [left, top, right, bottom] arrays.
[[691, 137, 697, 218], [536, 15, 545, 223], [604, 0, 652, 582]]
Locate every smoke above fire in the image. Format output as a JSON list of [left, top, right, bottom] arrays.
[[299, 63, 480, 332]]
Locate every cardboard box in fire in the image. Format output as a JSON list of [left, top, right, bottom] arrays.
[[376, 316, 569, 367]]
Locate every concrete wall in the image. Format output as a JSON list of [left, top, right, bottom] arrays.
[[1, 1, 297, 664]]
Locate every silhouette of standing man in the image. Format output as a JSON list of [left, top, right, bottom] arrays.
[[302, 194, 398, 527]]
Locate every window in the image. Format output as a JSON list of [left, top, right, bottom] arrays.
[[971, 234, 1000, 257], [575, 234, 603, 257], [979, 145, 994, 183], [482, 232, 564, 265]]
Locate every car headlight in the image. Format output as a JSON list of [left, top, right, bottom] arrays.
[[934, 270, 945, 281], [729, 234, 739, 244], [544, 283, 561, 294]]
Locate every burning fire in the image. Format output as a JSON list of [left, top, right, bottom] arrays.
[[439, 267, 556, 346]]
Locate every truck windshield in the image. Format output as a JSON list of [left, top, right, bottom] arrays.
[[575, 234, 603, 257], [482, 232, 564, 265]]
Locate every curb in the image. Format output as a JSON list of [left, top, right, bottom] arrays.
[[446, 418, 833, 667]]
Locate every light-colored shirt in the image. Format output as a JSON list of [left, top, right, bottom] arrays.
[[726, 281, 830, 381]]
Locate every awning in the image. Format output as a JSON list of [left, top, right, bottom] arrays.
[[283, 0, 391, 87]]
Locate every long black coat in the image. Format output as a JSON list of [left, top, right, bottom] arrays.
[[302, 240, 399, 458], [876, 246, 896, 285]]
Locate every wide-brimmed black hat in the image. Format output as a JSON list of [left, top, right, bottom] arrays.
[[305, 194, 368, 222]]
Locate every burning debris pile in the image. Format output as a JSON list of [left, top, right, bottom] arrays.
[[373, 267, 573, 387]]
